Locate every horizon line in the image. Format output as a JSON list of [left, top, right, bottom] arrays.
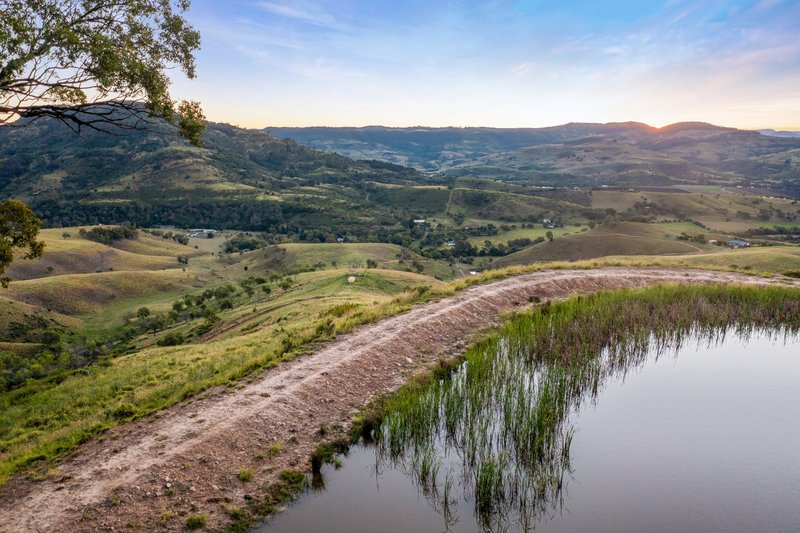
[[252, 121, 800, 132]]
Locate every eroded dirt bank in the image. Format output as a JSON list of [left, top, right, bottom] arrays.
[[1, 268, 795, 532]]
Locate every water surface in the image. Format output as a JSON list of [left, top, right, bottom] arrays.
[[260, 330, 800, 532]]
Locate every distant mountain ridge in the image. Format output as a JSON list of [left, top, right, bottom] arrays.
[[3, 116, 799, 234], [758, 129, 800, 139], [267, 122, 800, 192]]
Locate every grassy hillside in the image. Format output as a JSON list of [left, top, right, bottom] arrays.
[[495, 225, 704, 264], [490, 220, 768, 267], [0, 266, 443, 483], [590, 189, 800, 231], [6, 229, 198, 280], [0, 117, 430, 235], [6, 270, 200, 315], [254, 243, 456, 280]]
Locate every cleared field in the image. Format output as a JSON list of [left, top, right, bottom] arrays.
[[0, 342, 41, 357], [0, 297, 80, 331], [282, 242, 408, 267], [111, 233, 202, 257], [467, 225, 586, 247], [7, 229, 201, 280], [5, 270, 202, 315], [591, 189, 800, 232], [499, 235, 699, 264]]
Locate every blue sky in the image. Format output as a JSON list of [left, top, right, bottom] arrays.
[[171, 0, 800, 129]]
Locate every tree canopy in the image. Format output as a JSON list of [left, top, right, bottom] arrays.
[[0, 0, 206, 145], [0, 199, 44, 287]]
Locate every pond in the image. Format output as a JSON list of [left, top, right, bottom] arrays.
[[259, 296, 800, 532]]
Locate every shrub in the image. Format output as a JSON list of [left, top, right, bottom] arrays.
[[185, 514, 207, 529], [109, 403, 135, 420], [83, 224, 137, 245], [157, 332, 185, 346]]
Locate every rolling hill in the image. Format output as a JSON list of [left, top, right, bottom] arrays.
[[0, 116, 429, 232], [267, 122, 800, 192]]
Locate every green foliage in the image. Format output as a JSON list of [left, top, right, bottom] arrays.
[[238, 468, 253, 482], [0, 348, 68, 391], [177, 101, 206, 147], [677, 232, 708, 243], [310, 441, 349, 474], [279, 469, 307, 489], [225, 235, 265, 254], [157, 332, 184, 347], [82, 224, 137, 245], [185, 514, 207, 529], [0, 0, 205, 145], [109, 403, 136, 421], [0, 199, 44, 287]]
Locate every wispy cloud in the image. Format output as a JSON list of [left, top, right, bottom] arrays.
[[180, 0, 800, 129], [511, 62, 534, 76], [253, 1, 344, 30]]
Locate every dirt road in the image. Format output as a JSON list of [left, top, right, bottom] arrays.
[[1, 268, 794, 532]]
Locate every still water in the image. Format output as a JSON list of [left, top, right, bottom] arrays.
[[260, 331, 800, 532]]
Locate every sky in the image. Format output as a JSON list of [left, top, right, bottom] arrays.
[[170, 0, 800, 129]]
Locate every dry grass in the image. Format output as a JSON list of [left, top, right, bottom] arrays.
[[8, 229, 202, 280], [5, 270, 201, 315], [495, 231, 702, 265]]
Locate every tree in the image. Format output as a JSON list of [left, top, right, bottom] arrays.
[[546, 231, 554, 242], [0, 0, 206, 145], [0, 199, 44, 287]]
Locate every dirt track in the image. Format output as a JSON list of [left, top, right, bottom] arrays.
[[1, 268, 795, 532]]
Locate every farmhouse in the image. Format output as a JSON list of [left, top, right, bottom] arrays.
[[727, 239, 751, 248]]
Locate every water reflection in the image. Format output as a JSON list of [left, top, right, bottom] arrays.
[[372, 326, 799, 531]]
